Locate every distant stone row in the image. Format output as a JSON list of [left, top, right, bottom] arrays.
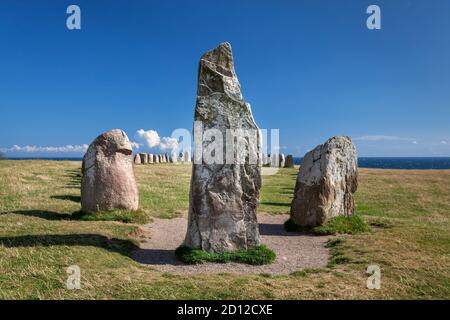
[[134, 152, 191, 165], [262, 153, 294, 168]]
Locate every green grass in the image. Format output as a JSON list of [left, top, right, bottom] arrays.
[[325, 238, 351, 268], [71, 209, 149, 224], [284, 215, 370, 235], [259, 168, 297, 214], [0, 160, 450, 299], [175, 245, 276, 265]]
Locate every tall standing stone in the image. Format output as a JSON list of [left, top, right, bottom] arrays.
[[290, 136, 358, 227], [284, 154, 294, 168], [148, 153, 153, 164], [81, 129, 139, 212], [153, 154, 159, 163], [139, 153, 148, 164], [134, 154, 142, 165], [183, 42, 262, 252]]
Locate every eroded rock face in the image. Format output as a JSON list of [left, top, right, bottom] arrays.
[[81, 129, 139, 213], [290, 136, 358, 227], [184, 42, 262, 252]]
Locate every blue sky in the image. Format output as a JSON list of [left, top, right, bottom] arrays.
[[1, 0, 450, 157]]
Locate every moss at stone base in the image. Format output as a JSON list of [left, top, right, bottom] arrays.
[[175, 245, 276, 265]]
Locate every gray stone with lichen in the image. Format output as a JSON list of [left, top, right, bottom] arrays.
[[183, 42, 262, 253], [290, 136, 358, 227]]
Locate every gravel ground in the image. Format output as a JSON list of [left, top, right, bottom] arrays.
[[132, 213, 330, 275]]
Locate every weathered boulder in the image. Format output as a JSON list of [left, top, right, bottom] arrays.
[[148, 153, 154, 164], [284, 155, 294, 168], [183, 42, 262, 253], [134, 154, 142, 165], [290, 136, 358, 227], [153, 154, 159, 163], [81, 129, 139, 212]]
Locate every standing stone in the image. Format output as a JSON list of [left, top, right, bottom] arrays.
[[184, 151, 191, 162], [81, 129, 139, 212], [170, 153, 177, 163], [183, 42, 261, 252], [134, 154, 142, 165], [148, 153, 153, 164], [153, 154, 159, 163], [290, 136, 358, 227], [279, 153, 285, 168], [139, 153, 148, 164], [284, 154, 294, 168]]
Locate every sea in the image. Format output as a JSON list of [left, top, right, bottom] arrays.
[[5, 157, 450, 170]]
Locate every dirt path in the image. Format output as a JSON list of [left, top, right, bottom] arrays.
[[132, 214, 330, 275]]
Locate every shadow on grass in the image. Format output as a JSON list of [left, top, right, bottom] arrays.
[[0, 234, 138, 256], [6, 209, 148, 224], [6, 210, 73, 220], [132, 248, 182, 265], [50, 195, 81, 203]]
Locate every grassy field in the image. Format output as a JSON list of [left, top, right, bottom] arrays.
[[0, 160, 449, 299]]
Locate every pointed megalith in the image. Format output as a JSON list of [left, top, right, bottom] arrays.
[[183, 42, 262, 252], [81, 129, 139, 212], [290, 136, 358, 227]]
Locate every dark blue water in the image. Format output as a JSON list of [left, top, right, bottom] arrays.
[[5, 157, 450, 170], [293, 157, 450, 170]]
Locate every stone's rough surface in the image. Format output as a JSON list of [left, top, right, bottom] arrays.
[[134, 154, 142, 165], [148, 154, 153, 164], [284, 155, 294, 168], [184, 42, 262, 253], [153, 154, 159, 163], [290, 136, 358, 227], [81, 129, 139, 213], [279, 154, 285, 168]]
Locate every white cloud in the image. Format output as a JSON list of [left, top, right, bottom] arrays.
[[0, 144, 89, 153], [441, 140, 447, 145], [159, 137, 179, 150], [136, 129, 160, 148], [135, 129, 179, 151], [412, 141, 418, 144]]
